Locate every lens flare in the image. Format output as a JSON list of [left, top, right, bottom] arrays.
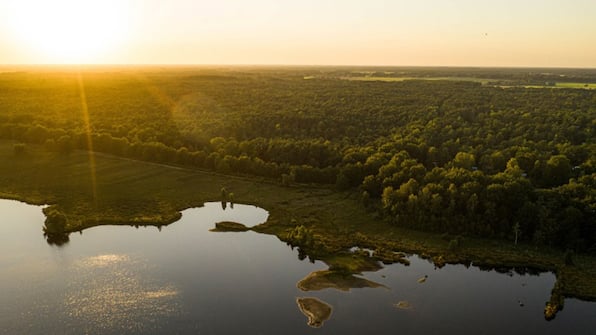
[[77, 72, 98, 202]]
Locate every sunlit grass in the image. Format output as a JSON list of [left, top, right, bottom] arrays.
[[342, 76, 493, 84], [342, 76, 596, 89], [555, 82, 596, 89]]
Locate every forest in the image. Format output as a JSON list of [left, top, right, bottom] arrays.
[[1, 66, 594, 252]]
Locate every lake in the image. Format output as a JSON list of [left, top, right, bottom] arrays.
[[1, 199, 594, 334]]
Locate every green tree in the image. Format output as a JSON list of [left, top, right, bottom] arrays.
[[453, 152, 476, 170], [544, 155, 572, 187]]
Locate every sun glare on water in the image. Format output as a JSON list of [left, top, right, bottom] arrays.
[[6, 0, 131, 64]]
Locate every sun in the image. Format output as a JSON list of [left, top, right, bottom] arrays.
[[6, 0, 131, 64]]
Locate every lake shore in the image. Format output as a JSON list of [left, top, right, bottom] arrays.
[[1, 139, 595, 318]]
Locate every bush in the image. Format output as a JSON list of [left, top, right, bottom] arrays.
[[287, 225, 315, 249], [43, 207, 67, 233]]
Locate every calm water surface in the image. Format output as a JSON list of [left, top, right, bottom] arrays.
[[1, 199, 594, 334]]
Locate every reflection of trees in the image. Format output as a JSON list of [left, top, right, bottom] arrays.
[[44, 231, 70, 247], [297, 248, 315, 263], [42, 206, 70, 246], [512, 267, 543, 276], [475, 264, 546, 277]]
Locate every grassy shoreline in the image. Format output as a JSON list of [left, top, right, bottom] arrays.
[[2, 140, 595, 315]]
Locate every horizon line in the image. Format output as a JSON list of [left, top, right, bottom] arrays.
[[1, 63, 596, 70]]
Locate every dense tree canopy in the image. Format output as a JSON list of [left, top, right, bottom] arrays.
[[1, 67, 594, 251]]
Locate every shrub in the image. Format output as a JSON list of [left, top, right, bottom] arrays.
[[43, 207, 67, 233]]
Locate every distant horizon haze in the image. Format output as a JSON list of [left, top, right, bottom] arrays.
[[0, 0, 594, 67], [1, 64, 596, 70]]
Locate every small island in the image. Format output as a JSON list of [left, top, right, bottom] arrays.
[[296, 297, 333, 328], [209, 221, 250, 232], [297, 270, 386, 292]]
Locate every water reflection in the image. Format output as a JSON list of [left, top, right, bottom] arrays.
[[2, 198, 595, 334], [65, 254, 180, 333], [288, 242, 571, 327], [44, 231, 70, 246], [79, 254, 129, 267]]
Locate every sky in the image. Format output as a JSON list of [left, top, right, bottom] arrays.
[[0, 0, 595, 67]]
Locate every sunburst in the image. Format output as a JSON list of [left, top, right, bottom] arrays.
[[6, 0, 131, 63]]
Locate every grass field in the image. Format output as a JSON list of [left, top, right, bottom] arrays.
[[1, 139, 595, 310], [555, 82, 596, 89], [341, 76, 494, 84], [342, 76, 596, 89], [0, 139, 375, 235]]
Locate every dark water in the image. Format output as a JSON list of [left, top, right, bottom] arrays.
[[1, 199, 594, 334]]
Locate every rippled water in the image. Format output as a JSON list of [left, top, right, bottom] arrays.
[[0, 199, 594, 334]]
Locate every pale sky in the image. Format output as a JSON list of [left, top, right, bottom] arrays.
[[0, 0, 595, 67]]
